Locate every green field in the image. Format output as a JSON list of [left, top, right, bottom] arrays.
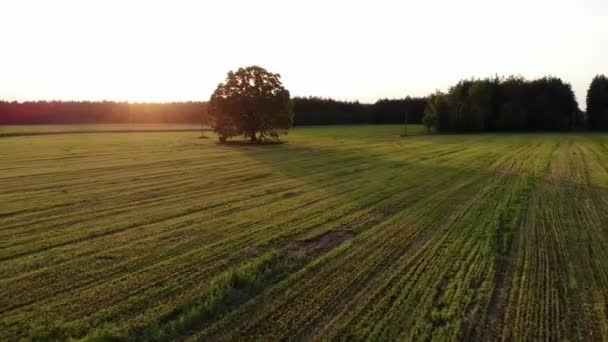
[[0, 124, 202, 138], [2, 125, 608, 340]]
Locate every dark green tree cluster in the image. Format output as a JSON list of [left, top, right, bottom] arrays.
[[292, 97, 427, 125], [0, 101, 207, 124], [208, 66, 293, 142], [423, 76, 581, 132], [587, 74, 608, 130], [292, 97, 373, 125], [373, 97, 428, 124]]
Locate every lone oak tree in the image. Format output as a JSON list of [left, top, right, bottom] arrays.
[[208, 66, 293, 142]]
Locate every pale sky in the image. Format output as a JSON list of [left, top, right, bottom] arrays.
[[1, 0, 606, 106]]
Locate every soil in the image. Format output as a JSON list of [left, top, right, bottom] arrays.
[[282, 229, 355, 256]]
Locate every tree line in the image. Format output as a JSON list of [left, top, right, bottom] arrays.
[[0, 101, 207, 125], [0, 98, 428, 126], [292, 96, 427, 125], [1, 74, 607, 131], [422, 76, 591, 132], [587, 75, 608, 130]]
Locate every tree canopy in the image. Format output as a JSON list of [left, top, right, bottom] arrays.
[[423, 76, 581, 132], [587, 74, 608, 130], [291, 97, 427, 126], [373, 97, 427, 124], [292, 97, 372, 125], [208, 66, 293, 142]]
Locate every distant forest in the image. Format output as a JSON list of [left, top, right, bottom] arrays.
[[0, 98, 426, 126], [292, 97, 427, 125], [2, 74, 607, 131], [0, 101, 207, 125]]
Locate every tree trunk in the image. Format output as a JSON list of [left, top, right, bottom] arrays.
[[250, 131, 257, 142]]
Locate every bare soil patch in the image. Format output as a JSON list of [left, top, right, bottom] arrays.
[[282, 229, 355, 256]]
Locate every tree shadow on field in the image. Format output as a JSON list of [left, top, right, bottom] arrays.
[[216, 140, 285, 146], [218, 131, 608, 201], [218, 133, 608, 236], [218, 136, 477, 190], [217, 135, 508, 236]]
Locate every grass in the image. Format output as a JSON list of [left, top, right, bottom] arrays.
[[1, 125, 608, 340], [0, 124, 203, 138]]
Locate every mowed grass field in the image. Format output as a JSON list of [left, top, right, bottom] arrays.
[[2, 125, 608, 341], [0, 124, 202, 138]]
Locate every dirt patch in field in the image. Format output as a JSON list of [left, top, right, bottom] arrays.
[[282, 229, 355, 256]]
